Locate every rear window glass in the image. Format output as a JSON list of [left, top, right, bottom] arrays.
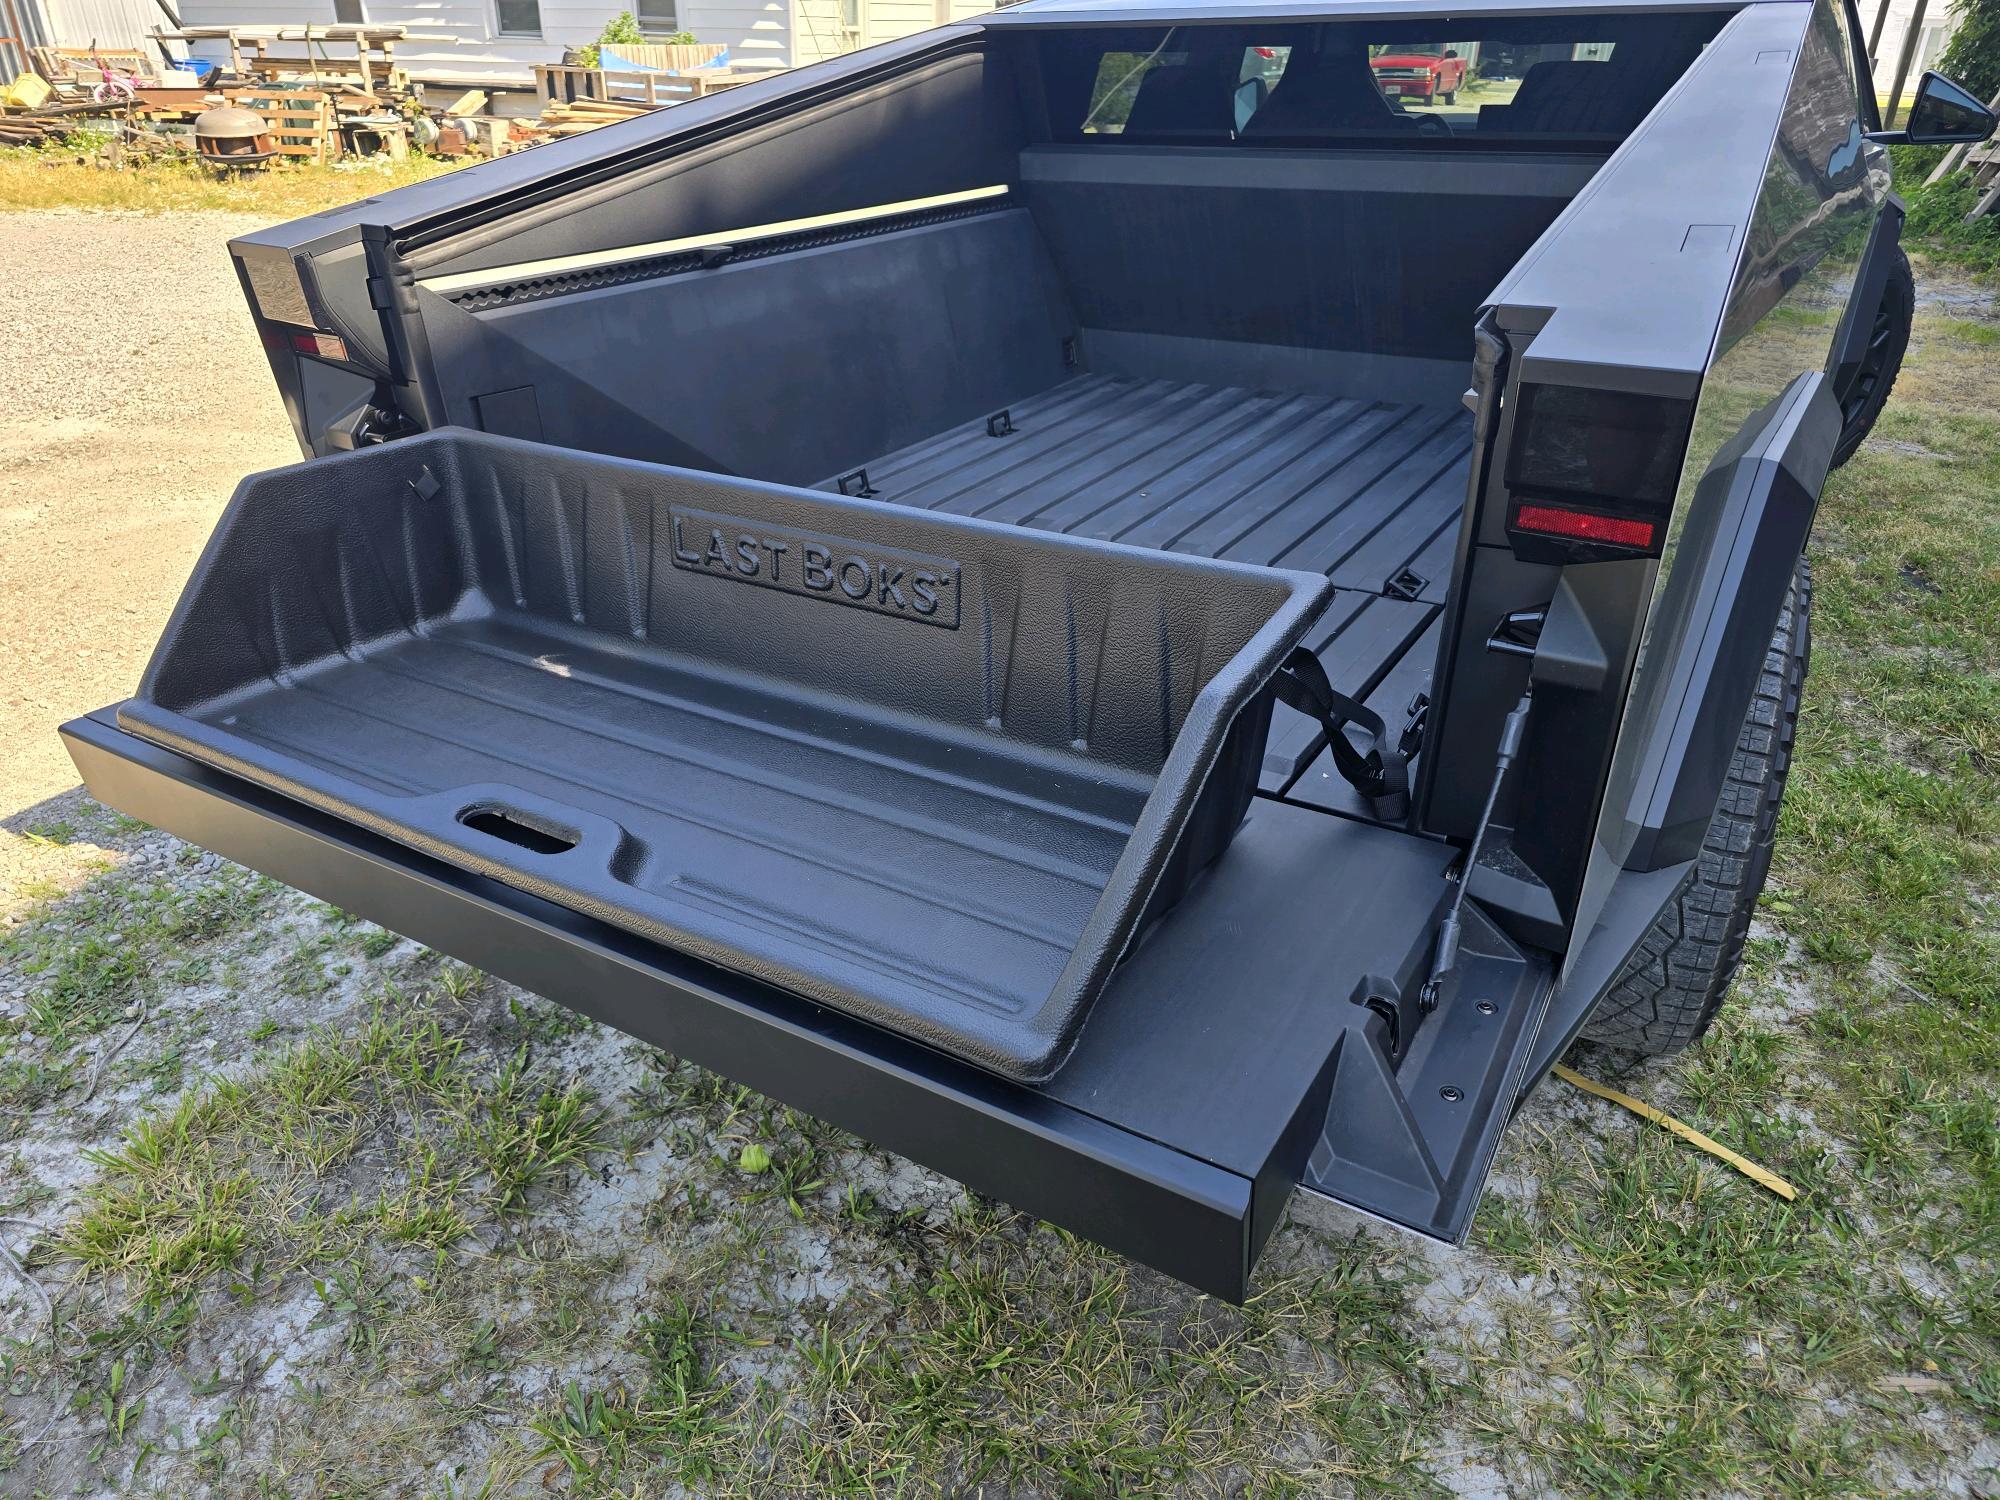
[[1041, 13, 1726, 151]]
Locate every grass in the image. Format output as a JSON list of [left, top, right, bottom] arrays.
[[0, 142, 471, 215], [0, 864, 276, 1130], [50, 996, 606, 1313]]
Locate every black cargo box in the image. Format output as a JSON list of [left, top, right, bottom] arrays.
[[121, 431, 1332, 1081]]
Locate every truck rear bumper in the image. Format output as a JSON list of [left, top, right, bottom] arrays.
[[65, 708, 1476, 1299]]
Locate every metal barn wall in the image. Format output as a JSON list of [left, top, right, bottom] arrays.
[[18, 0, 171, 53]]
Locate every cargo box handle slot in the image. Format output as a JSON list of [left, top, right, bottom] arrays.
[[1272, 646, 1409, 820], [458, 803, 581, 856]]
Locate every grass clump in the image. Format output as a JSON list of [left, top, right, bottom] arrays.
[[59, 996, 606, 1304], [1900, 168, 2000, 279]]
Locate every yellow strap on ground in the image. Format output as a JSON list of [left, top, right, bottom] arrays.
[[1551, 1063, 1798, 1201]]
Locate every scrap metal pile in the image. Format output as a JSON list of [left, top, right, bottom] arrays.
[[1, 27, 782, 167], [2, 36, 422, 165]]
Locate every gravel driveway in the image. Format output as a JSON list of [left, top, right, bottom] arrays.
[[0, 211, 297, 901]]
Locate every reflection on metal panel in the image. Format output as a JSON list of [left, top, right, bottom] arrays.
[[1566, 0, 1883, 976]]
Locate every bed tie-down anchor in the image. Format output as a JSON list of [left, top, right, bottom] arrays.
[[1271, 646, 1410, 820]]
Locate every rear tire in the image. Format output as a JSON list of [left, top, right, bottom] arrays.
[[1831, 247, 1913, 469], [1581, 557, 1811, 1056]]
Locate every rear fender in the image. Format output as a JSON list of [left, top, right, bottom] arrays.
[[1601, 371, 1840, 873]]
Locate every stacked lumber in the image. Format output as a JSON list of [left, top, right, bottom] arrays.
[[502, 94, 657, 152], [1, 81, 95, 146], [535, 95, 656, 136], [0, 113, 64, 146]]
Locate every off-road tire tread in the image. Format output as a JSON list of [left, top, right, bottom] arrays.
[[1831, 247, 1913, 469], [1582, 558, 1811, 1055]]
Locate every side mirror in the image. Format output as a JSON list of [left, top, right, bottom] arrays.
[[1868, 71, 1998, 146]]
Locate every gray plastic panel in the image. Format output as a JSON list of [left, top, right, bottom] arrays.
[[120, 430, 1333, 1083]]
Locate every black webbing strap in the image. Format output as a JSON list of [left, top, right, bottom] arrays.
[[1272, 645, 1410, 820]]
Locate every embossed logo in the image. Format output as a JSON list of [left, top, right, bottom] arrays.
[[669, 508, 961, 629]]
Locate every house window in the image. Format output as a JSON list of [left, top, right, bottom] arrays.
[[841, 0, 860, 31], [635, 0, 677, 32], [332, 0, 365, 21], [495, 0, 541, 37], [1913, 20, 1949, 75]]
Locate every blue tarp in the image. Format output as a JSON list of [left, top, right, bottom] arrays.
[[599, 46, 730, 73]]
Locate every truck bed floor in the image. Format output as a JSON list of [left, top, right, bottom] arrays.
[[830, 373, 1471, 787]]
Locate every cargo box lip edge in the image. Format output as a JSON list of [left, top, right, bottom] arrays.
[[116, 426, 1342, 1084], [188, 425, 1344, 609], [59, 708, 1291, 1301]]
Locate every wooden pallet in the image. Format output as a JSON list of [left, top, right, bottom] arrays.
[[234, 89, 334, 163], [1962, 140, 2000, 224]]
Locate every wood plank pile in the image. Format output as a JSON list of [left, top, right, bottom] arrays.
[[501, 94, 659, 153], [1954, 137, 2000, 223], [0, 112, 63, 146], [1, 74, 92, 146]]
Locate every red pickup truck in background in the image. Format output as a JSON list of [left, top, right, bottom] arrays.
[[1370, 45, 1471, 105]]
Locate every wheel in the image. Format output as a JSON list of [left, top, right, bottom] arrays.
[[1831, 247, 1913, 469], [1582, 557, 1811, 1056]]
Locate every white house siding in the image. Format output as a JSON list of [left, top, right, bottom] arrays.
[[172, 0, 986, 88], [684, 0, 792, 68], [791, 0, 987, 67], [173, 0, 591, 83], [1860, 0, 1970, 107]]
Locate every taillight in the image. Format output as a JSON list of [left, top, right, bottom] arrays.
[[1503, 384, 1693, 563], [1512, 504, 1657, 550]]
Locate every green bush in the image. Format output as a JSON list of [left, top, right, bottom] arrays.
[[1938, 0, 2000, 105], [1892, 141, 2000, 276]]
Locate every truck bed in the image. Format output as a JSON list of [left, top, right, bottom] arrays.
[[825, 374, 1469, 787]]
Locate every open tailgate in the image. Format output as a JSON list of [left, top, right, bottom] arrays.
[[66, 431, 1555, 1296]]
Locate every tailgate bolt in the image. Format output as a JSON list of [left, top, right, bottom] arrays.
[[1439, 1086, 1463, 1103]]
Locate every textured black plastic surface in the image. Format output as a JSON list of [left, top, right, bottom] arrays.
[[830, 374, 1468, 783], [122, 429, 1332, 1082]]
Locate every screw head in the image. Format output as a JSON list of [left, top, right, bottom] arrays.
[[1476, 999, 1497, 1016], [1439, 1085, 1464, 1103]]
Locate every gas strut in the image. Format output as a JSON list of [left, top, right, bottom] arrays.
[[1420, 686, 1535, 1011]]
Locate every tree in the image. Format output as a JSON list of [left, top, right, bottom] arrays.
[[1938, 0, 2000, 105]]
